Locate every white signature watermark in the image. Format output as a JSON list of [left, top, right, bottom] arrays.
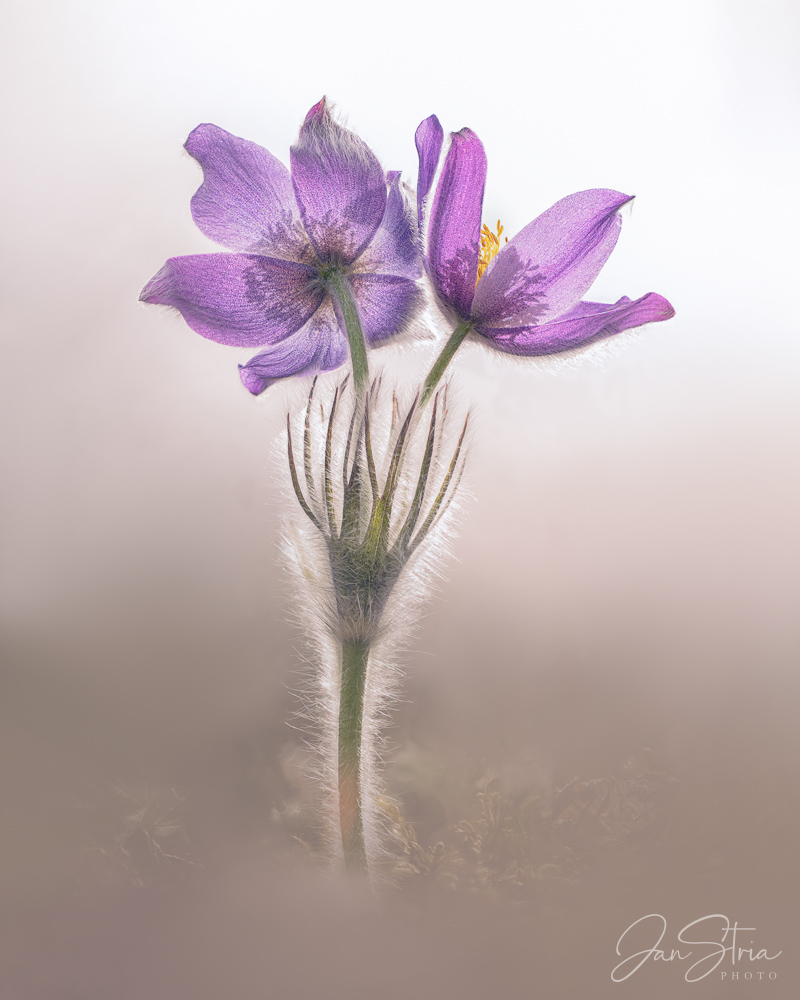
[[611, 914, 782, 983]]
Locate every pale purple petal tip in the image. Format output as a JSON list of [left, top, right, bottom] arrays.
[[415, 114, 443, 231], [476, 292, 675, 356], [427, 128, 487, 319], [185, 123, 304, 257], [237, 301, 347, 394], [290, 98, 387, 266], [140, 254, 322, 348], [472, 189, 634, 328]]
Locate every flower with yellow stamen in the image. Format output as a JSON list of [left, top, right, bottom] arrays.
[[415, 115, 674, 377], [476, 220, 508, 283]]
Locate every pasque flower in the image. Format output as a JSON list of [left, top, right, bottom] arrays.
[[415, 116, 674, 374], [140, 99, 420, 394]]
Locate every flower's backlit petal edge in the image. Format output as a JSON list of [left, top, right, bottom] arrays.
[[186, 124, 311, 260], [427, 128, 487, 320], [238, 299, 348, 394], [415, 115, 443, 233], [475, 292, 675, 356], [472, 190, 634, 328], [352, 171, 421, 280], [290, 98, 387, 266], [139, 254, 323, 348]]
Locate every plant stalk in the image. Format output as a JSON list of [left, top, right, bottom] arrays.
[[326, 269, 369, 402], [338, 638, 370, 873], [419, 319, 474, 410]]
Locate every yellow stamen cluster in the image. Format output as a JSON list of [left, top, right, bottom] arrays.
[[476, 220, 508, 284]]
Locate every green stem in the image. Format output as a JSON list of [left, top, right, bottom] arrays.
[[326, 269, 369, 402], [419, 319, 474, 410], [338, 639, 369, 874]]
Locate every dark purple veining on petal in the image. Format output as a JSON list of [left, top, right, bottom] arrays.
[[241, 256, 324, 333], [470, 244, 550, 328], [427, 128, 486, 319], [474, 190, 634, 326], [290, 98, 387, 266], [140, 254, 322, 348]]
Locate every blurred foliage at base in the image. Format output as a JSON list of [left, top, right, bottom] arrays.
[[69, 737, 793, 909]]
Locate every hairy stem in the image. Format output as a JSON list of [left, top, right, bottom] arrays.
[[338, 639, 369, 874], [419, 319, 474, 410], [326, 269, 369, 402]]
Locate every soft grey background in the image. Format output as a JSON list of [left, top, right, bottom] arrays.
[[1, 0, 799, 997]]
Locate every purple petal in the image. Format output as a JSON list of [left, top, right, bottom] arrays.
[[348, 273, 421, 344], [415, 114, 443, 231], [140, 254, 323, 347], [185, 124, 311, 260], [475, 292, 675, 356], [427, 128, 486, 319], [351, 171, 420, 280], [471, 190, 634, 328], [238, 300, 347, 394], [290, 98, 387, 266]]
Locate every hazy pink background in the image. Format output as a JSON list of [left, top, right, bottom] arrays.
[[1, 0, 799, 996]]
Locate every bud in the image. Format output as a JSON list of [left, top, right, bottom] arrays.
[[287, 376, 468, 641]]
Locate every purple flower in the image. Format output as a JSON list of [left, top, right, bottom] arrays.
[[415, 117, 674, 357], [141, 99, 420, 394]]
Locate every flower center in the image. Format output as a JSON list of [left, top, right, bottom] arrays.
[[476, 220, 508, 284]]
